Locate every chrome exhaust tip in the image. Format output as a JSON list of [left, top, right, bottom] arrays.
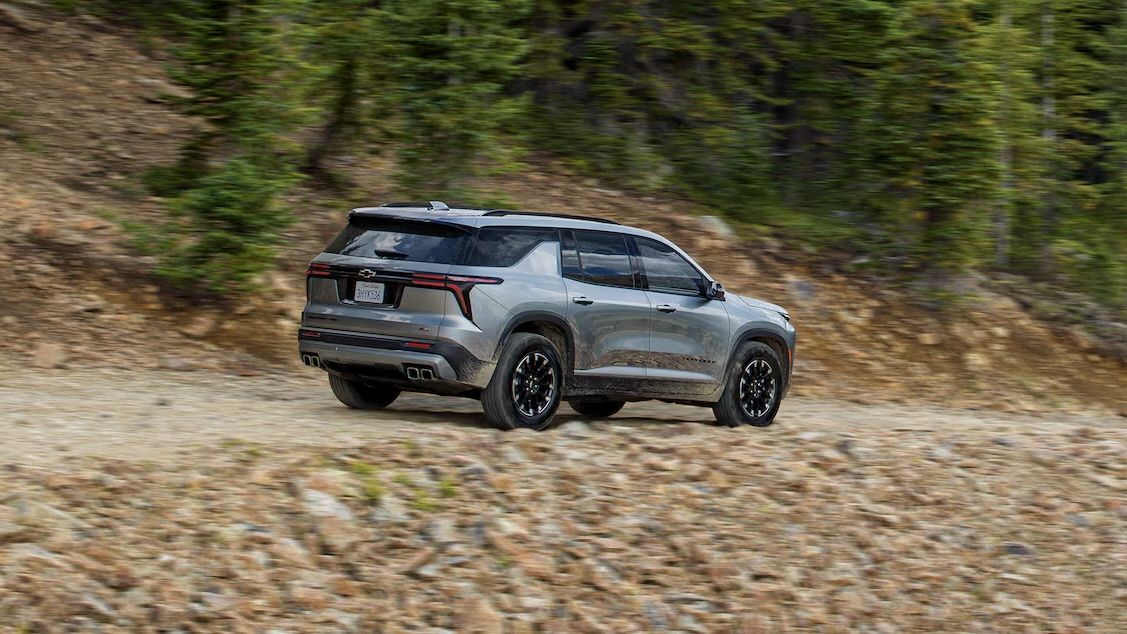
[[405, 366, 420, 380], [420, 368, 434, 381]]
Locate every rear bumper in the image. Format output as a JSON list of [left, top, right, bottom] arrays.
[[300, 340, 459, 380], [297, 328, 494, 388]]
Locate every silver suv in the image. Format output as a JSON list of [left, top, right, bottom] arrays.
[[299, 201, 796, 430]]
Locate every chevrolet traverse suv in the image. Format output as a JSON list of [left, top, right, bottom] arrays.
[[299, 201, 795, 430]]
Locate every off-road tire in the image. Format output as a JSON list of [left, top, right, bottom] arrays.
[[568, 399, 625, 418], [328, 374, 401, 410], [482, 333, 562, 430], [713, 341, 784, 428]]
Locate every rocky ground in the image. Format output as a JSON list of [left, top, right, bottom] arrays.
[[1, 366, 1125, 632]]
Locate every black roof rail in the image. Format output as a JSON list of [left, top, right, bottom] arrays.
[[483, 210, 619, 225]]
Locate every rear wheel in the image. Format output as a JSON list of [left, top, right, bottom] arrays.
[[567, 399, 625, 418], [328, 374, 401, 410], [482, 333, 562, 430], [713, 342, 783, 428]]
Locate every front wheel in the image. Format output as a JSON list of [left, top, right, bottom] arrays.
[[482, 333, 562, 430], [567, 399, 625, 418], [713, 342, 783, 428], [328, 374, 401, 410]]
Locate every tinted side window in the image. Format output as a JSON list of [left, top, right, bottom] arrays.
[[326, 219, 467, 263], [636, 237, 705, 295], [466, 227, 558, 267], [575, 231, 634, 288]]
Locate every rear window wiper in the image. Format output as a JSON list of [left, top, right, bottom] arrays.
[[372, 249, 409, 260]]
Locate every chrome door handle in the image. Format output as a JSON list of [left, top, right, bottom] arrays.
[[572, 296, 594, 305], [656, 304, 677, 313]]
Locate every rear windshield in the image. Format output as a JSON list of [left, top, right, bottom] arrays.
[[326, 219, 467, 263]]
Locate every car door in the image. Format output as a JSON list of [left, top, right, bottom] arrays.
[[561, 229, 652, 378], [633, 236, 729, 392]]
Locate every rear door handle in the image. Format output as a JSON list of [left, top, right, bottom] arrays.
[[656, 304, 677, 313], [572, 296, 594, 305]]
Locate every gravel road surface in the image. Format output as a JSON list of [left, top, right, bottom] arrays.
[[2, 367, 1121, 465]]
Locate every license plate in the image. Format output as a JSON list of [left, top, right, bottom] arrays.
[[354, 281, 386, 304]]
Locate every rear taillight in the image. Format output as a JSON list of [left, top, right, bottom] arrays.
[[306, 262, 331, 277], [410, 273, 502, 320]]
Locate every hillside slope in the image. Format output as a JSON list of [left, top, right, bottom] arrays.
[[0, 8, 1123, 414]]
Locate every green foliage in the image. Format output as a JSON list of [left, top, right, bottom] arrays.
[[341, 460, 387, 504], [66, 0, 1124, 306], [302, 0, 384, 180], [376, 0, 532, 195], [117, 216, 165, 257], [157, 157, 299, 293], [0, 108, 25, 128], [412, 490, 437, 512], [519, 0, 1124, 299], [437, 475, 458, 498], [168, 0, 313, 159], [346, 460, 377, 478], [866, 1, 1002, 273], [1098, 1, 1127, 307], [143, 0, 312, 293], [523, 1, 783, 194], [1, 107, 45, 153], [359, 477, 384, 504]]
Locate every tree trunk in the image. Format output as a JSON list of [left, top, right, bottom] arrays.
[[995, 0, 1013, 268], [1040, 1, 1056, 278], [305, 57, 359, 184]]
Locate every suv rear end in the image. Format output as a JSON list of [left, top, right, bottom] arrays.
[[299, 207, 498, 394]]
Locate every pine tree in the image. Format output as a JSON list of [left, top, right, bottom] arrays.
[[303, 0, 383, 182], [976, 0, 1046, 269], [153, 0, 313, 293], [1011, 0, 1116, 280], [1091, 0, 1127, 307], [865, 0, 1003, 276], [376, 0, 532, 196]]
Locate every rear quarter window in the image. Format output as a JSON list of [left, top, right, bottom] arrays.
[[465, 227, 559, 267], [326, 219, 467, 263]]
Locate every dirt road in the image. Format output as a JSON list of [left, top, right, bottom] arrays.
[[2, 366, 1121, 465], [2, 366, 1125, 631]]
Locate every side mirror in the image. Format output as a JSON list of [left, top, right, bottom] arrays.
[[706, 281, 726, 301]]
